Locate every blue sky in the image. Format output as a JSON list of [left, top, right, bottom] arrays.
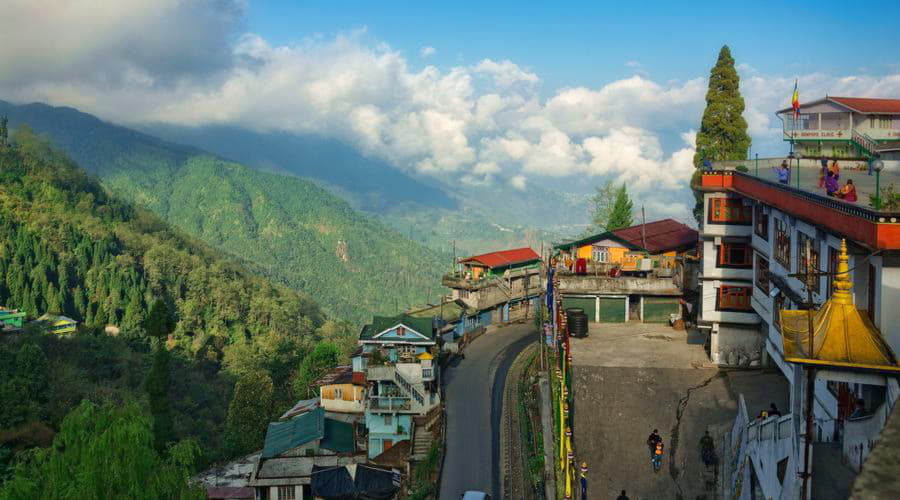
[[4, 0, 900, 223], [247, 0, 900, 92]]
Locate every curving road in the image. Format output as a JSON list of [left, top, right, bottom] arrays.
[[439, 323, 537, 499]]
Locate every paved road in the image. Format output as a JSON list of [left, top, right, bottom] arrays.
[[439, 323, 537, 499]]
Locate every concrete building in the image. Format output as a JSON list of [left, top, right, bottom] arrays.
[[776, 96, 900, 165], [311, 366, 366, 414], [698, 169, 900, 498], [553, 219, 698, 323], [442, 247, 542, 325], [353, 314, 441, 459]]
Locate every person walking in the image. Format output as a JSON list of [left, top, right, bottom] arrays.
[[647, 429, 662, 460], [700, 431, 716, 468], [617, 490, 630, 500]]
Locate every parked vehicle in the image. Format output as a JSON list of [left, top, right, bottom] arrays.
[[462, 491, 492, 500]]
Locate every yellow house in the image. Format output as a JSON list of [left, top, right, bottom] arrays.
[[37, 314, 77, 335], [312, 366, 366, 414], [554, 219, 697, 272]]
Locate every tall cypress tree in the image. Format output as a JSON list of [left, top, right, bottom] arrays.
[[693, 45, 751, 167], [144, 299, 175, 452], [607, 184, 635, 231]]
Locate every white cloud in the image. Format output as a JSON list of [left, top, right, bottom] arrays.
[[4, 1, 900, 215]]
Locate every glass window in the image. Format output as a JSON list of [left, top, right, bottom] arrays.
[[717, 286, 753, 311], [709, 198, 752, 224], [384, 414, 392, 425], [774, 219, 791, 268], [278, 486, 296, 500], [755, 204, 769, 240], [773, 295, 786, 332], [796, 232, 820, 295], [756, 255, 770, 294], [592, 246, 609, 263], [718, 243, 752, 268], [832, 144, 849, 158]]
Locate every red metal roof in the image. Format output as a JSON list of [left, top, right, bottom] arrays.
[[611, 219, 698, 254], [829, 97, 900, 114], [460, 247, 540, 268]]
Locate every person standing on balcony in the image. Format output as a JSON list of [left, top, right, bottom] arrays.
[[818, 158, 828, 188], [829, 159, 841, 177], [825, 171, 840, 196], [774, 160, 790, 184]]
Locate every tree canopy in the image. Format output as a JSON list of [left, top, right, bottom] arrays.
[[225, 371, 274, 456], [0, 400, 204, 500], [693, 45, 751, 167], [607, 184, 635, 231]]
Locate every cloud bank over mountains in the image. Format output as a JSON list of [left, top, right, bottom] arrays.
[[3, 0, 900, 223]]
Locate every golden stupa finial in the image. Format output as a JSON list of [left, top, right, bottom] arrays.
[[832, 239, 853, 305]]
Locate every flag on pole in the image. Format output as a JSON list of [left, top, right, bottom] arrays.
[[791, 79, 800, 118]]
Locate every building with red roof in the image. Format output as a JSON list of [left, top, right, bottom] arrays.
[[442, 246, 542, 326], [775, 95, 900, 161]]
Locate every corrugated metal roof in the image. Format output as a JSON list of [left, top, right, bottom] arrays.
[[262, 407, 325, 458], [829, 96, 900, 114], [610, 219, 698, 254], [359, 314, 435, 341], [311, 366, 354, 387], [320, 418, 355, 453], [459, 247, 540, 269]]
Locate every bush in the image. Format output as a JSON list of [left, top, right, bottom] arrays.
[[735, 165, 749, 173]]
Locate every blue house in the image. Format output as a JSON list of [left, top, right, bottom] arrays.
[[354, 314, 441, 459]]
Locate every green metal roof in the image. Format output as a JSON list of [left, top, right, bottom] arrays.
[[552, 230, 641, 251], [359, 314, 435, 341], [261, 407, 325, 458], [320, 418, 354, 453]]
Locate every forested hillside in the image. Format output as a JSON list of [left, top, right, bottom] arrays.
[[0, 125, 356, 476], [0, 101, 446, 323]]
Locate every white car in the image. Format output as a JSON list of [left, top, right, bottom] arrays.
[[461, 492, 492, 500]]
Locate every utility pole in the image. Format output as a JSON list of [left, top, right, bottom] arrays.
[[641, 205, 647, 251]]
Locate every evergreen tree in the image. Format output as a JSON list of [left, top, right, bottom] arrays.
[[607, 185, 634, 231], [145, 346, 174, 453], [292, 342, 341, 399], [225, 371, 274, 455], [693, 45, 751, 167], [144, 298, 173, 339], [0, 401, 204, 499]]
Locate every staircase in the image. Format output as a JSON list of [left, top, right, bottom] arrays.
[[411, 424, 434, 460], [851, 130, 878, 158]]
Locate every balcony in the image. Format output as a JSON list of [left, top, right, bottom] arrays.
[[367, 395, 411, 412], [700, 170, 900, 251], [556, 269, 682, 296], [441, 267, 540, 291], [366, 365, 395, 381]]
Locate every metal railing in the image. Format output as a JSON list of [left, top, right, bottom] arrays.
[[367, 395, 411, 411], [394, 370, 425, 406]]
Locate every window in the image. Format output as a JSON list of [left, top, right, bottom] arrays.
[[334, 387, 343, 400], [397, 326, 406, 336], [755, 204, 769, 240], [398, 344, 415, 354], [718, 242, 752, 268], [278, 486, 296, 500], [832, 144, 849, 158], [423, 368, 433, 378], [773, 295, 786, 332], [804, 144, 821, 157], [796, 232, 820, 295], [774, 219, 791, 268], [870, 115, 892, 129], [384, 414, 393, 426], [458, 289, 469, 299], [826, 246, 838, 298], [717, 286, 752, 311], [709, 198, 752, 224], [592, 246, 609, 263], [756, 255, 770, 294]]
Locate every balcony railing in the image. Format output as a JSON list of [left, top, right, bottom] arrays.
[[367, 395, 411, 411]]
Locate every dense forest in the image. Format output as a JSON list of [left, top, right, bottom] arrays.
[[0, 100, 448, 324], [0, 125, 357, 490]]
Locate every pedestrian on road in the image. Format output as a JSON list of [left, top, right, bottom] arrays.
[[617, 490, 630, 500], [647, 429, 662, 459], [700, 431, 715, 468]]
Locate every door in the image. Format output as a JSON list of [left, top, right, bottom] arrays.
[[598, 297, 626, 322], [643, 297, 680, 323], [383, 439, 393, 452], [561, 297, 597, 322]]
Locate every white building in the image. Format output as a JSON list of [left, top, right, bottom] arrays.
[[698, 170, 900, 499]]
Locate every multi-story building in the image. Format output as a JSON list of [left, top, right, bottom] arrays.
[[442, 247, 542, 325], [777, 96, 900, 164], [553, 218, 698, 323], [311, 366, 366, 414], [353, 314, 441, 459], [698, 169, 900, 498]]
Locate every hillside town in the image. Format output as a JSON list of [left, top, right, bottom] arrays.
[[4, 5, 900, 499]]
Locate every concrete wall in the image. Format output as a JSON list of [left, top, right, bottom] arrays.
[[557, 275, 680, 295], [365, 413, 412, 459], [881, 264, 900, 354], [711, 323, 764, 367]]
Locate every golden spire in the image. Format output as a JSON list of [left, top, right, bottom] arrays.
[[832, 239, 853, 305]]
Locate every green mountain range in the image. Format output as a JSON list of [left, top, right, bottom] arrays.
[[0, 100, 447, 324]]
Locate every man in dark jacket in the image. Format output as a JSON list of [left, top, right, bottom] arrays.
[[647, 429, 662, 459]]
